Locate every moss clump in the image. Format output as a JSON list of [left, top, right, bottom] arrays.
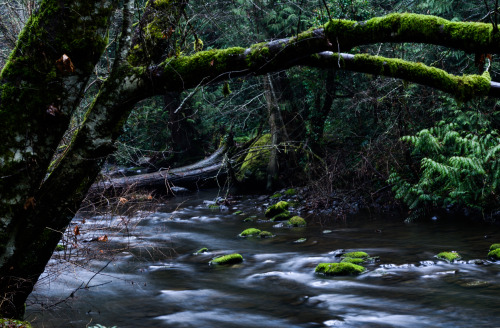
[[271, 193, 282, 199], [239, 228, 261, 237], [436, 251, 462, 262], [210, 253, 243, 265], [341, 257, 365, 264], [208, 204, 220, 210], [236, 134, 272, 185], [265, 201, 290, 218], [271, 210, 292, 221], [55, 244, 65, 251], [489, 243, 500, 251], [243, 217, 255, 222], [284, 188, 296, 196], [342, 251, 369, 259], [259, 231, 273, 238], [315, 262, 366, 276], [233, 210, 243, 215], [487, 248, 500, 260], [195, 247, 208, 254], [287, 216, 307, 227], [0, 318, 31, 327]]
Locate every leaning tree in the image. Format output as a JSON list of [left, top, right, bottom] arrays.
[[1, 0, 500, 319]]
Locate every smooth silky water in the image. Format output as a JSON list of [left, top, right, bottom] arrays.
[[26, 190, 500, 327]]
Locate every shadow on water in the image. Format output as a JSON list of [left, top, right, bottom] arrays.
[[27, 189, 500, 327]]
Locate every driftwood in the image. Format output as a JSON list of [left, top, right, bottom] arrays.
[[90, 146, 228, 195]]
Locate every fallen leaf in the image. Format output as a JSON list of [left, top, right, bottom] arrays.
[[73, 225, 80, 236], [23, 197, 36, 210], [97, 235, 108, 242], [55, 54, 74, 73], [119, 197, 128, 205]]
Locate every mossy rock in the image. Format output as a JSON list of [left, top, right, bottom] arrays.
[[341, 251, 369, 259], [271, 210, 291, 221], [259, 231, 274, 238], [341, 257, 366, 265], [315, 262, 366, 276], [55, 244, 65, 251], [243, 217, 255, 222], [270, 193, 282, 199], [265, 201, 290, 218], [239, 228, 261, 237], [210, 253, 243, 265], [487, 248, 500, 260], [236, 134, 271, 185], [287, 216, 306, 227], [489, 243, 500, 251], [284, 188, 296, 196], [233, 210, 243, 215], [0, 319, 32, 327], [436, 251, 462, 262]]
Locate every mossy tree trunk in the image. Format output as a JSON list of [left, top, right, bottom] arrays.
[[1, 6, 500, 319]]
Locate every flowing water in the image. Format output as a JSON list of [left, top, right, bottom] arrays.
[[27, 190, 500, 327]]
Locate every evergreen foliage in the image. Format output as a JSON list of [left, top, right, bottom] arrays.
[[389, 108, 500, 220]]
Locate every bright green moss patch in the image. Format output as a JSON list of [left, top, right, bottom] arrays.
[[315, 262, 366, 276], [487, 248, 500, 260], [287, 216, 306, 227], [195, 247, 208, 254], [0, 318, 32, 327], [239, 228, 261, 237], [489, 243, 500, 251], [237, 134, 272, 184], [265, 201, 290, 218], [55, 244, 65, 251], [341, 257, 366, 264], [436, 251, 462, 262], [284, 188, 296, 196], [342, 251, 369, 259], [210, 253, 243, 265], [233, 210, 243, 215]]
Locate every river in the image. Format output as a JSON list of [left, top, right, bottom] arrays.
[[26, 189, 500, 327]]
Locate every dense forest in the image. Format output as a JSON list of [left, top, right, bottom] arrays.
[[0, 0, 499, 325]]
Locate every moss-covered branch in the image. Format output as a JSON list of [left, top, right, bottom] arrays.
[[303, 52, 493, 102], [324, 13, 500, 54]]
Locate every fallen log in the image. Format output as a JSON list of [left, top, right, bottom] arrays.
[[90, 146, 228, 195]]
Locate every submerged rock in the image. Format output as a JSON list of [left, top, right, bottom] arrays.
[[194, 247, 209, 255], [342, 251, 369, 259], [315, 262, 366, 276], [259, 231, 274, 238], [435, 251, 462, 263], [239, 228, 261, 237], [210, 253, 243, 265]]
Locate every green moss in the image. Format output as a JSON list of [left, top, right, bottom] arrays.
[[55, 244, 65, 252], [271, 210, 291, 221], [489, 243, 500, 251], [436, 251, 462, 262], [271, 193, 282, 199], [315, 262, 366, 276], [259, 231, 273, 238], [210, 253, 243, 265], [287, 216, 306, 227], [342, 251, 369, 259], [195, 247, 208, 254], [208, 204, 220, 210], [284, 188, 296, 196], [239, 228, 261, 237], [0, 318, 32, 327], [237, 134, 272, 184], [243, 217, 255, 222], [341, 257, 366, 264], [265, 201, 290, 218], [487, 248, 500, 260], [233, 210, 243, 215]]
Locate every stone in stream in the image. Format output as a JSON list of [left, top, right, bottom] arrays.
[[210, 253, 243, 265], [239, 228, 261, 237], [315, 262, 366, 276], [287, 216, 306, 227], [265, 201, 290, 218], [194, 247, 209, 255], [487, 243, 500, 260], [435, 251, 462, 263]]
